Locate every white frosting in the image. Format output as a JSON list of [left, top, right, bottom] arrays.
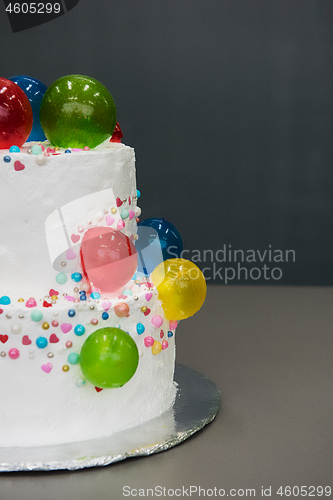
[[0, 142, 177, 447], [0, 288, 176, 447], [0, 142, 137, 298]]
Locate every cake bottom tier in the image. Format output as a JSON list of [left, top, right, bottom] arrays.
[[0, 283, 177, 447]]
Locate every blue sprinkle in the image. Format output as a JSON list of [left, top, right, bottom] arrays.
[[136, 323, 145, 335], [65, 149, 72, 153], [3, 156, 11, 163], [71, 272, 82, 282], [0, 296, 11, 305], [74, 324, 85, 336], [136, 189, 141, 198], [90, 292, 101, 300], [102, 312, 109, 320], [68, 309, 76, 318], [36, 336, 48, 349], [79, 291, 86, 301], [167, 331, 174, 338], [9, 145, 20, 153]]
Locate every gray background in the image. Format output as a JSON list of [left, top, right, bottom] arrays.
[[1, 0, 333, 286]]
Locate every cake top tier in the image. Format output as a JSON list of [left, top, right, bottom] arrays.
[[0, 142, 138, 299]]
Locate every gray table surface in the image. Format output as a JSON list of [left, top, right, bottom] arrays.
[[0, 285, 332, 499]]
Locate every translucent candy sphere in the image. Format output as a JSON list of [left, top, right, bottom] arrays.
[[136, 218, 183, 275], [39, 74, 117, 148], [8, 75, 47, 142], [0, 77, 33, 148], [80, 327, 139, 389], [80, 227, 137, 294], [151, 258, 207, 320]]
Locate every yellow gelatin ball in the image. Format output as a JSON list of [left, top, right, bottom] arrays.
[[151, 258, 207, 321]]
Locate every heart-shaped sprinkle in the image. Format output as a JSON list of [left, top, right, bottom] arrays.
[[49, 334, 59, 343], [22, 335, 32, 345], [66, 248, 77, 260], [143, 308, 151, 316], [95, 387, 103, 393], [116, 197, 123, 207], [61, 323, 72, 333], [106, 215, 115, 226], [102, 301, 111, 311], [41, 363, 53, 374], [25, 297, 37, 308], [145, 292, 152, 302], [0, 334, 8, 344], [43, 300, 52, 308], [14, 160, 25, 171], [71, 234, 80, 244], [160, 330, 164, 338], [49, 289, 59, 296], [129, 210, 135, 220]]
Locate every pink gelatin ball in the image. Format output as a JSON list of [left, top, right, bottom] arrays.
[[80, 227, 137, 294]]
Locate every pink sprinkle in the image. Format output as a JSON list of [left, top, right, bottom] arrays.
[[8, 348, 20, 360], [72, 148, 83, 151], [169, 320, 177, 330], [66, 341, 72, 348], [102, 301, 111, 311], [61, 323, 72, 333], [145, 292, 152, 302], [25, 297, 37, 308], [66, 249, 77, 260], [151, 315, 163, 328], [144, 336, 154, 347], [83, 146, 90, 151], [160, 330, 164, 338], [41, 362, 53, 373], [64, 295, 75, 301], [91, 318, 98, 325], [106, 215, 115, 226], [51, 321, 59, 327], [162, 340, 169, 350], [117, 220, 125, 230]]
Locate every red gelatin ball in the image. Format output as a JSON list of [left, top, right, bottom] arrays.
[[0, 77, 33, 148]]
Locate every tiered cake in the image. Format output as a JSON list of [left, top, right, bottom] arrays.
[[0, 74, 206, 448]]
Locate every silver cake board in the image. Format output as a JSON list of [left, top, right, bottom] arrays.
[[0, 364, 221, 472]]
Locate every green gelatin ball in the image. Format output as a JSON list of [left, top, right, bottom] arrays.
[[40, 75, 117, 149], [80, 327, 139, 389]]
